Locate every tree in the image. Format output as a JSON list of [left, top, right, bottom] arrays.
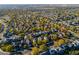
[[42, 37, 48, 44], [19, 33, 25, 38], [1, 44, 14, 52], [13, 28, 19, 35], [53, 23, 60, 29], [0, 23, 2, 29], [32, 40, 37, 47], [52, 34, 58, 41], [31, 47, 39, 55], [60, 26, 67, 32], [37, 38, 42, 45], [53, 41, 59, 47], [9, 28, 13, 33], [39, 44, 48, 52], [58, 39, 65, 46], [23, 44, 29, 49], [0, 23, 3, 32], [54, 39, 65, 47]]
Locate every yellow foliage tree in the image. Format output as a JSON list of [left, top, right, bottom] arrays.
[[58, 39, 65, 46], [31, 47, 39, 55], [54, 39, 65, 47]]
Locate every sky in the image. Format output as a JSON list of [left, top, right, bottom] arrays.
[[0, 0, 79, 4], [0, 4, 79, 9]]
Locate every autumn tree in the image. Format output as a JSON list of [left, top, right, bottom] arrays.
[[31, 47, 39, 55]]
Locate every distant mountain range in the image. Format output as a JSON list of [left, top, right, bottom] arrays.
[[0, 4, 79, 9]]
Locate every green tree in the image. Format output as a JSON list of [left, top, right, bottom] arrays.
[[1, 44, 14, 52], [37, 37, 42, 45], [42, 37, 48, 44], [39, 44, 48, 52], [32, 40, 37, 47], [23, 44, 29, 49]]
